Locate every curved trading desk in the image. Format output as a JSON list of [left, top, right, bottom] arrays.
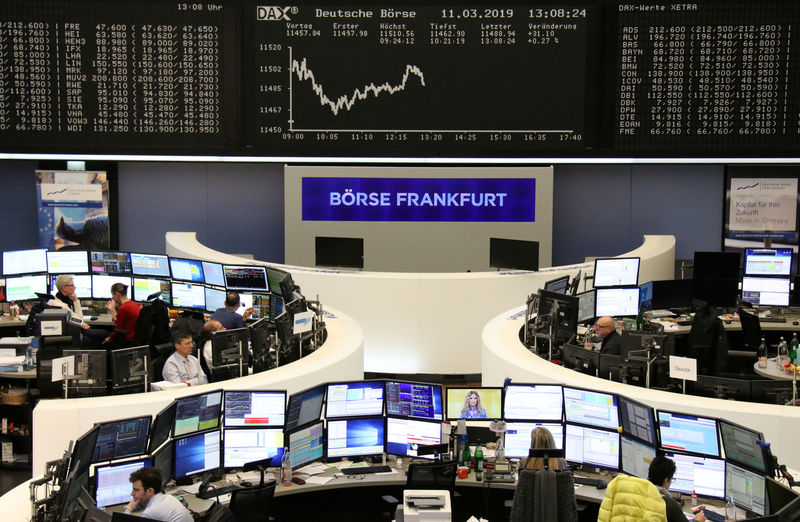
[[167, 232, 676, 375], [482, 306, 800, 472]]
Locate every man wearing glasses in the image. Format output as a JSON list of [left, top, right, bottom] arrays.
[[595, 316, 623, 355]]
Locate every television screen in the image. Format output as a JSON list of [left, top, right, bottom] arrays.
[[620, 435, 655, 479], [5, 274, 48, 301], [489, 238, 538, 271], [223, 428, 284, 469], [595, 287, 640, 317], [315, 236, 364, 269], [503, 422, 564, 459], [91, 416, 152, 463], [3, 248, 48, 275], [744, 248, 793, 277], [288, 421, 324, 470], [385, 380, 443, 421], [170, 282, 205, 310], [325, 381, 384, 419], [593, 258, 640, 288], [657, 410, 720, 458], [174, 430, 220, 479], [445, 387, 502, 420], [224, 390, 286, 427], [173, 390, 223, 438], [503, 384, 563, 421], [201, 261, 225, 287], [132, 278, 170, 303], [95, 459, 151, 509], [565, 423, 620, 470], [563, 387, 619, 431], [89, 251, 132, 274], [386, 417, 442, 459], [47, 250, 89, 274], [285, 385, 326, 431], [666, 452, 726, 499], [325, 417, 385, 458], [223, 265, 268, 291], [130, 253, 170, 277], [91, 274, 132, 300], [169, 258, 204, 283]]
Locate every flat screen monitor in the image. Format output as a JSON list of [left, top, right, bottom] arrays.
[[5, 274, 48, 301], [51, 274, 92, 299], [692, 251, 741, 307], [726, 461, 767, 516], [173, 390, 223, 438], [641, 279, 693, 310], [132, 277, 171, 303], [224, 390, 286, 427], [47, 250, 89, 274], [536, 290, 579, 345], [110, 345, 150, 390], [223, 265, 268, 292], [278, 273, 296, 302], [620, 435, 655, 479], [170, 282, 205, 310], [599, 354, 648, 387], [223, 428, 284, 469], [666, 451, 726, 499], [718, 419, 766, 474], [503, 422, 564, 459], [657, 410, 720, 458], [210, 328, 249, 369], [201, 261, 225, 287], [90, 251, 132, 274], [577, 289, 596, 323], [248, 318, 273, 372], [325, 381, 384, 419], [325, 416, 385, 459], [315, 236, 364, 269], [503, 384, 563, 421], [445, 387, 503, 420], [63, 349, 107, 388], [544, 276, 570, 295], [272, 294, 284, 317], [130, 253, 170, 277], [266, 267, 286, 295], [69, 426, 100, 478], [386, 417, 442, 459], [563, 387, 619, 431], [489, 237, 539, 271], [91, 416, 152, 463], [595, 287, 640, 317], [151, 441, 173, 488], [91, 274, 131, 300], [239, 292, 272, 321], [288, 421, 324, 470], [562, 343, 601, 376], [204, 286, 226, 312], [95, 458, 151, 508], [384, 380, 443, 421], [741, 276, 791, 307], [3, 248, 48, 275], [744, 248, 793, 277], [618, 395, 657, 446], [148, 403, 175, 454], [169, 258, 204, 283], [593, 257, 640, 288], [174, 430, 220, 480], [285, 384, 326, 432], [765, 477, 800, 515], [565, 423, 620, 471]]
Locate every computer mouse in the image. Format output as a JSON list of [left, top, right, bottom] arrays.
[[239, 481, 252, 487], [91, 316, 98, 321], [793, 321, 799, 326]]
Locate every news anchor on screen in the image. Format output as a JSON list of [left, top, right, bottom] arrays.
[[461, 390, 488, 419]]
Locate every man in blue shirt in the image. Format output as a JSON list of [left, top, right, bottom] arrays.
[[210, 292, 253, 330]]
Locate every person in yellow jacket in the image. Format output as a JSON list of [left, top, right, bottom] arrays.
[[597, 474, 667, 522]]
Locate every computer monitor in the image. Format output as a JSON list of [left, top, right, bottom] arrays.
[[503, 422, 564, 459], [718, 419, 766, 474], [765, 476, 800, 516], [151, 440, 173, 488], [248, 318, 274, 372], [563, 387, 619, 430], [692, 251, 741, 308], [110, 346, 150, 391], [210, 328, 249, 371], [173, 389, 223, 438], [503, 384, 563, 421], [666, 451, 726, 499], [577, 289, 596, 323], [593, 257, 640, 288], [288, 421, 324, 470], [278, 273, 296, 302], [657, 410, 720, 458], [130, 253, 170, 277], [562, 343, 600, 376], [224, 390, 286, 427], [325, 416, 385, 459], [202, 287, 225, 313], [643, 279, 693, 310], [386, 417, 442, 459], [201, 261, 225, 287], [223, 265, 268, 292], [170, 282, 205, 310], [726, 461, 768, 516], [62, 349, 107, 391], [69, 426, 100, 478], [148, 403, 175, 454], [131, 277, 170, 303], [50, 274, 92, 299], [598, 354, 648, 387], [617, 395, 657, 446], [239, 292, 272, 321], [536, 289, 579, 346], [5, 274, 48, 301], [564, 423, 620, 470], [620, 435, 655, 479], [173, 430, 220, 480], [265, 267, 286, 295], [741, 276, 791, 307], [384, 380, 443, 421], [223, 428, 284, 469], [744, 248, 793, 277], [91, 416, 152, 463], [3, 248, 48, 275], [445, 387, 503, 420], [595, 287, 640, 317], [325, 381, 384, 419], [315, 236, 365, 269], [271, 294, 284, 317], [95, 458, 151, 508], [89, 251, 132, 274], [47, 250, 89, 274], [544, 275, 570, 295], [751, 380, 793, 405], [690, 375, 751, 401], [489, 237, 539, 271], [169, 258, 204, 283], [285, 384, 326, 431], [91, 274, 132, 300]]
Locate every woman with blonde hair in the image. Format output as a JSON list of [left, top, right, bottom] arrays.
[[520, 427, 567, 470], [460, 390, 487, 419]]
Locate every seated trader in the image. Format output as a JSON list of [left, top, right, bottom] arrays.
[[596, 316, 623, 355], [201, 319, 225, 370], [648, 455, 706, 522], [519, 427, 567, 470], [123, 467, 193, 522], [47, 275, 106, 345], [103, 283, 141, 348], [210, 292, 254, 330], [163, 330, 208, 386]]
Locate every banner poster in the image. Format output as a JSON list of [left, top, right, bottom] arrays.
[[36, 170, 111, 250], [727, 177, 798, 241]]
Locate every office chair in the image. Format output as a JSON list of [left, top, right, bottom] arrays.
[[228, 481, 277, 522], [151, 342, 174, 382], [510, 469, 578, 522], [737, 307, 763, 351]]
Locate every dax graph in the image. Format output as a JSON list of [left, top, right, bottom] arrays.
[[253, 5, 596, 155]]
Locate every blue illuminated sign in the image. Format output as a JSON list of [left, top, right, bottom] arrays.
[[302, 177, 536, 222]]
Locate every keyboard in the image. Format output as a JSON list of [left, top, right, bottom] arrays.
[[573, 475, 607, 489], [196, 484, 239, 499], [341, 465, 393, 475], [696, 507, 726, 522], [759, 316, 787, 323]]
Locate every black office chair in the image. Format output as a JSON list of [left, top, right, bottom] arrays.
[[151, 342, 174, 382], [737, 307, 763, 351], [228, 480, 277, 522], [510, 469, 579, 522]]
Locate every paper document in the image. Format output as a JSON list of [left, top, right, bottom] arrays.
[[305, 476, 334, 485], [295, 462, 329, 476]]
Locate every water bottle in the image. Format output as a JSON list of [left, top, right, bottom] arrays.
[[777, 336, 788, 366], [281, 447, 292, 485], [758, 337, 768, 368], [460, 438, 471, 469], [474, 445, 484, 473], [725, 495, 737, 520], [791, 333, 799, 365]]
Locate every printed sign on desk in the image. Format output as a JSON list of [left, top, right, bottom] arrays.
[[669, 356, 697, 382], [293, 311, 314, 334]]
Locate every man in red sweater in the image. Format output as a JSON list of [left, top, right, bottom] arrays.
[[103, 282, 141, 347]]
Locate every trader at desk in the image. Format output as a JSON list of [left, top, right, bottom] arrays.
[[123, 467, 193, 522], [596, 316, 623, 356], [210, 292, 253, 330], [162, 330, 208, 386]]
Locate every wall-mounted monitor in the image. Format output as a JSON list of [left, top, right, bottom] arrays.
[[223, 265, 268, 292], [130, 253, 170, 277], [91, 416, 152, 463], [665, 451, 726, 500], [91, 274, 132, 300], [325, 416, 385, 459], [544, 275, 570, 295], [89, 251, 132, 274], [132, 277, 170, 303], [50, 274, 92, 299], [620, 435, 655, 479], [657, 410, 720, 458], [285, 384, 326, 432], [3, 248, 48, 275], [170, 282, 205, 310], [503, 422, 564, 459], [593, 257, 640, 288], [325, 381, 384, 419], [173, 390, 223, 438], [201, 261, 225, 287], [489, 237, 538, 271], [169, 258, 204, 283], [595, 287, 640, 317], [5, 274, 48, 301], [223, 390, 286, 428], [744, 248, 793, 277], [384, 380, 443, 421], [47, 250, 89, 274], [315, 236, 364, 269], [288, 421, 324, 470], [386, 417, 442, 459], [222, 428, 284, 469], [503, 384, 563, 421], [563, 387, 619, 431], [565, 423, 620, 471], [741, 276, 791, 307], [95, 458, 151, 509], [174, 430, 220, 480], [445, 387, 503, 420]]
